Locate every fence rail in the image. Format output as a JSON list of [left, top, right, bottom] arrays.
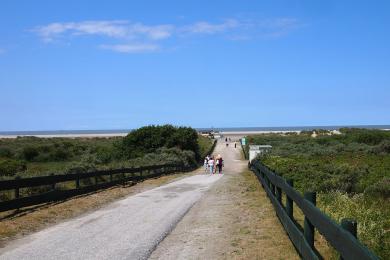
[[0, 163, 189, 212], [250, 160, 378, 260]]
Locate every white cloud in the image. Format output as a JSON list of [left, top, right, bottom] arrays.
[[33, 20, 173, 42], [257, 18, 301, 38], [99, 43, 159, 53], [32, 17, 302, 53], [0, 48, 5, 54], [182, 19, 239, 34]]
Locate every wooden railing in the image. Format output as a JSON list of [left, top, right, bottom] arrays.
[[250, 160, 378, 260], [0, 163, 189, 212]]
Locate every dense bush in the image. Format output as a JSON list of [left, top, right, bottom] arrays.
[[0, 126, 211, 179], [365, 178, 390, 199], [0, 147, 12, 158], [0, 159, 26, 176], [120, 125, 200, 160], [319, 192, 389, 259], [21, 146, 39, 161], [372, 140, 390, 154], [248, 128, 390, 258]]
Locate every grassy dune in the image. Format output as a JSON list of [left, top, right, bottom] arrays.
[[246, 128, 389, 258]]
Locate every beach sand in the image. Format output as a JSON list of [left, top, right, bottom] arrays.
[[0, 133, 129, 139]]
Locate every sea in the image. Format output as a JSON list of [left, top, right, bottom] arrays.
[[0, 125, 389, 136]]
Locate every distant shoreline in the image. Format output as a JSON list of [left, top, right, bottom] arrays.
[[0, 125, 389, 139], [0, 133, 129, 139]]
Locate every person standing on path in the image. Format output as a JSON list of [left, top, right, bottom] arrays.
[[217, 156, 224, 174], [208, 157, 215, 174], [204, 157, 209, 172]]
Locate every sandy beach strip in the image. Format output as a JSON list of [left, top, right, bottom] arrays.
[[220, 130, 301, 135], [0, 133, 129, 139]]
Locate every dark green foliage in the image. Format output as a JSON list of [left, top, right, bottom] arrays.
[[120, 125, 200, 160], [0, 147, 12, 158], [372, 140, 390, 154], [340, 128, 390, 145], [0, 126, 210, 178], [0, 159, 26, 176], [21, 146, 39, 161], [248, 128, 390, 258], [365, 177, 390, 199]]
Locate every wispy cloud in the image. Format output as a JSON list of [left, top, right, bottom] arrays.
[[99, 43, 159, 53], [181, 19, 239, 34], [33, 20, 174, 42], [32, 17, 302, 53], [257, 18, 301, 38], [0, 48, 5, 55]]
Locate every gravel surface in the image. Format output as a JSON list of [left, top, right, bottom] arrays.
[[0, 143, 225, 260]]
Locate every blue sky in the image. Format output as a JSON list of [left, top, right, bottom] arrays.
[[0, 0, 389, 131]]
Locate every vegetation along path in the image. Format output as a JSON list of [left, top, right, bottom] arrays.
[[0, 140, 297, 259]]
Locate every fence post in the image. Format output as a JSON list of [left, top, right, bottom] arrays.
[[14, 176, 20, 199], [286, 179, 294, 219], [95, 175, 98, 185], [50, 173, 55, 190], [340, 218, 358, 260], [304, 192, 316, 249], [276, 185, 282, 204], [76, 174, 80, 189], [110, 172, 113, 182], [271, 183, 275, 196]]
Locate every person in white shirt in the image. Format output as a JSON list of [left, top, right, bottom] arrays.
[[208, 157, 215, 174], [204, 157, 209, 172]]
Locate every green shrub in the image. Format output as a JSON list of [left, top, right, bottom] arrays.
[[21, 146, 39, 161], [121, 125, 200, 160], [319, 192, 389, 259], [65, 162, 97, 174], [372, 140, 390, 154], [0, 159, 26, 176], [364, 178, 390, 199], [96, 147, 113, 164], [51, 149, 70, 161], [0, 147, 13, 158]]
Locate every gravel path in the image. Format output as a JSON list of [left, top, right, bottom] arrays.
[[0, 142, 228, 260]]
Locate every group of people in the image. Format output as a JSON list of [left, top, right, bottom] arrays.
[[204, 154, 224, 174], [225, 137, 237, 148]]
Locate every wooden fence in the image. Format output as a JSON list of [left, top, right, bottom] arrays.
[[0, 163, 189, 213], [250, 160, 378, 260]]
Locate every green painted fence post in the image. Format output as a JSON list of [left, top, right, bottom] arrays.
[[304, 191, 316, 249], [286, 179, 294, 219], [271, 183, 275, 196], [75, 174, 80, 189], [14, 176, 20, 199], [276, 186, 282, 204], [50, 173, 55, 190], [340, 218, 358, 260]]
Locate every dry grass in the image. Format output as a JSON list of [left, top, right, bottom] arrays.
[[150, 168, 300, 260], [0, 171, 195, 248], [224, 170, 300, 260]]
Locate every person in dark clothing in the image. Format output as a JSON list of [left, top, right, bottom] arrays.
[[217, 157, 224, 173]]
